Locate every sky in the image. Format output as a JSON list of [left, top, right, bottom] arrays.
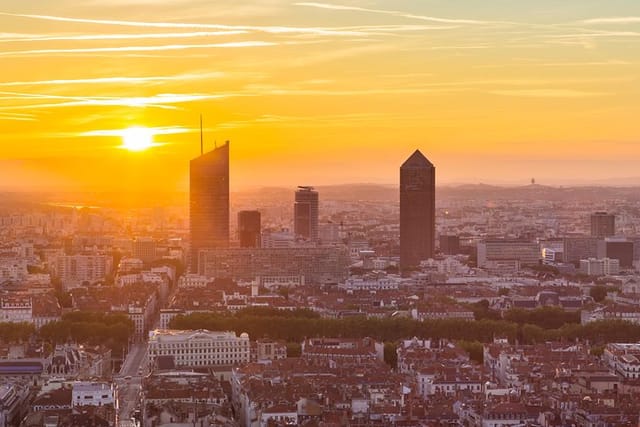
[[1, 0, 639, 192]]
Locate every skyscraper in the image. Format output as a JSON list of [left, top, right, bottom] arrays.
[[591, 212, 615, 238], [400, 150, 435, 270], [238, 210, 261, 248], [294, 186, 319, 241], [190, 142, 230, 273]]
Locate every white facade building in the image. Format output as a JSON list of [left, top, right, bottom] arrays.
[[147, 329, 250, 367], [178, 274, 212, 288], [340, 277, 401, 291], [0, 296, 32, 323], [604, 343, 640, 380], [71, 382, 116, 408], [55, 255, 113, 290], [579, 257, 619, 276]]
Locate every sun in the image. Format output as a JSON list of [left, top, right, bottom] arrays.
[[121, 127, 154, 151]]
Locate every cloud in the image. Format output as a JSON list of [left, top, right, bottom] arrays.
[[0, 92, 232, 111], [473, 60, 631, 69], [581, 17, 640, 25], [0, 30, 247, 43], [0, 72, 225, 87], [0, 11, 367, 37], [0, 41, 277, 57], [81, 126, 195, 137], [214, 112, 436, 130], [294, 2, 490, 25], [489, 89, 610, 98], [0, 112, 37, 121], [546, 31, 640, 39]]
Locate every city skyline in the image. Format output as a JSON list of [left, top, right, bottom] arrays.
[[1, 1, 639, 193]]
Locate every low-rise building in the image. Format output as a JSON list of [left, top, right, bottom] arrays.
[[71, 382, 116, 408], [147, 329, 250, 368]]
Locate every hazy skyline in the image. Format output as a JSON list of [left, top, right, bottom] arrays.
[[1, 0, 639, 192]]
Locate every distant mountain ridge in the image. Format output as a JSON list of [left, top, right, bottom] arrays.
[[2, 181, 639, 209]]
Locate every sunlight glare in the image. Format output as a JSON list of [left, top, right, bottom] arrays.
[[121, 127, 154, 151]]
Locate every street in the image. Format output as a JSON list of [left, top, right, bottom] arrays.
[[120, 342, 147, 377], [116, 376, 142, 427], [117, 342, 147, 426]]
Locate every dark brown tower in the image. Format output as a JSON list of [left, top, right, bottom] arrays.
[[591, 212, 615, 238], [238, 210, 261, 248], [400, 150, 435, 270], [294, 186, 319, 241], [190, 142, 229, 273]]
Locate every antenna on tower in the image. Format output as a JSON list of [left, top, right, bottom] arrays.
[[199, 114, 204, 155]]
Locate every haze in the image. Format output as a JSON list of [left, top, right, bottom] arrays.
[[1, 0, 639, 192]]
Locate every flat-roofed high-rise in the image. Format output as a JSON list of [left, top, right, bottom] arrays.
[[400, 150, 435, 270], [238, 210, 261, 248], [294, 186, 319, 241], [190, 142, 229, 273], [591, 212, 615, 238]]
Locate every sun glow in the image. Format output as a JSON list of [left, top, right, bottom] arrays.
[[121, 127, 154, 151]]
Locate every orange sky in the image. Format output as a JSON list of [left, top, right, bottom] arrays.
[[1, 1, 639, 191]]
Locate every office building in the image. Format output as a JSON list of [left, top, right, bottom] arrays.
[[199, 246, 350, 284], [190, 142, 230, 273], [55, 255, 113, 291], [564, 237, 598, 264], [319, 221, 341, 244], [261, 229, 296, 248], [477, 240, 540, 268], [542, 248, 563, 264], [294, 186, 319, 241], [400, 150, 436, 269], [579, 258, 620, 276], [133, 237, 157, 263], [237, 210, 261, 248], [147, 329, 250, 367], [591, 212, 615, 238], [597, 238, 634, 268], [439, 235, 460, 255]]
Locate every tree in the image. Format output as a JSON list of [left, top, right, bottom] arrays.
[[590, 285, 609, 303], [458, 340, 483, 364], [590, 345, 605, 357], [0, 322, 35, 343], [286, 342, 301, 357], [469, 300, 501, 321], [384, 342, 398, 368], [39, 312, 134, 354]]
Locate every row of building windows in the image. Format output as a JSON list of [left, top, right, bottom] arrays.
[[151, 342, 248, 349]]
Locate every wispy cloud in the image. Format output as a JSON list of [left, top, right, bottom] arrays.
[[81, 126, 195, 137], [0, 41, 277, 57], [581, 17, 640, 25], [0, 91, 232, 111], [546, 31, 640, 39], [0, 30, 247, 43], [0, 72, 224, 87], [489, 89, 610, 98], [0, 112, 37, 121], [474, 60, 632, 69], [0, 11, 367, 37], [294, 2, 491, 25], [215, 112, 435, 130]]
